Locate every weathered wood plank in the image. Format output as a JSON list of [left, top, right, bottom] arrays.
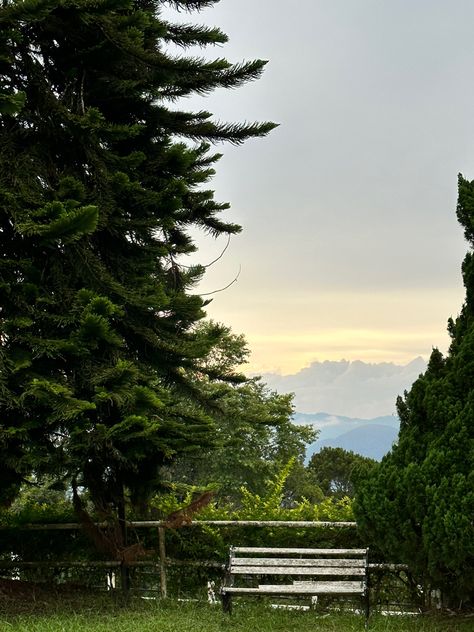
[[0, 561, 123, 568], [0, 520, 357, 531], [222, 581, 364, 595], [197, 521, 357, 528], [231, 558, 365, 567], [230, 566, 365, 576], [232, 547, 367, 555]]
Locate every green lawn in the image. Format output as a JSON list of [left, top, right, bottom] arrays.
[[0, 600, 473, 632]]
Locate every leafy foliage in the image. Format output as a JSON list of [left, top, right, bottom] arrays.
[[354, 174, 474, 608], [307, 447, 376, 499], [150, 459, 354, 524], [133, 462, 356, 569], [0, 483, 75, 527]]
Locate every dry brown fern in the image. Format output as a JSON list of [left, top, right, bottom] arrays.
[[72, 483, 148, 563], [162, 491, 214, 529]]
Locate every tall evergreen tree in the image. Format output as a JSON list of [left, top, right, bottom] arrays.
[[354, 175, 474, 608], [0, 0, 275, 515]]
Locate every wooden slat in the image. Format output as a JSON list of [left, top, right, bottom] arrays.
[[230, 566, 365, 576], [232, 547, 367, 556], [1, 520, 358, 531], [0, 561, 130, 568], [231, 558, 365, 567], [222, 581, 364, 595]]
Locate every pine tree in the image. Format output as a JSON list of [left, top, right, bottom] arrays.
[[0, 0, 276, 514], [354, 175, 474, 608]]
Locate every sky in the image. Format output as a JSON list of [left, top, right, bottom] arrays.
[[165, 0, 474, 376]]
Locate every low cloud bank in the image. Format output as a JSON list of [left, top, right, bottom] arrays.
[[261, 357, 427, 419]]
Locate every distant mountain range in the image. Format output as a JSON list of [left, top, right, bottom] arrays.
[[293, 412, 400, 461]]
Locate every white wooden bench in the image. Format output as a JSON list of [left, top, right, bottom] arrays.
[[220, 546, 370, 626]]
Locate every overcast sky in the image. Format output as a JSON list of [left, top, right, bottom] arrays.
[[166, 0, 474, 374]]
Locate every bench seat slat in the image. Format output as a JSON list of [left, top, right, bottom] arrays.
[[230, 566, 365, 576], [232, 547, 367, 555], [231, 558, 365, 567], [222, 581, 364, 595]]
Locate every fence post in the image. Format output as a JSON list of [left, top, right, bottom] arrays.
[[118, 492, 130, 595], [158, 526, 167, 598]]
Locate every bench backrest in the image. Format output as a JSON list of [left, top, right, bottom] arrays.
[[228, 547, 368, 581]]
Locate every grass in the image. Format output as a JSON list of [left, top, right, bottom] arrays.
[[0, 597, 473, 632]]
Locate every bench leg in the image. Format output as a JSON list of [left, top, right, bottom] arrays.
[[221, 592, 232, 614], [364, 592, 370, 630]]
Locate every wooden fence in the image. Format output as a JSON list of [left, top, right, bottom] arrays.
[[0, 520, 411, 607], [0, 520, 358, 597]]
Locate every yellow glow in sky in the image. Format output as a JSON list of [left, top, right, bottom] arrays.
[[204, 286, 465, 374]]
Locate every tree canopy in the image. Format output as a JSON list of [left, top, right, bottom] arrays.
[[0, 0, 276, 513], [307, 447, 375, 499], [162, 323, 317, 505], [354, 174, 474, 608]]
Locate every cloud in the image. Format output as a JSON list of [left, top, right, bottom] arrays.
[[261, 357, 427, 418]]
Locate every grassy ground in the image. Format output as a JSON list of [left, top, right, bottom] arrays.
[[0, 597, 473, 632]]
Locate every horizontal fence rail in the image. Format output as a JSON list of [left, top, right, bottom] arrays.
[[0, 520, 357, 530], [0, 560, 408, 571]]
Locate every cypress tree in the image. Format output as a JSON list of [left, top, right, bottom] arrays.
[[354, 174, 474, 608], [0, 0, 275, 515]]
